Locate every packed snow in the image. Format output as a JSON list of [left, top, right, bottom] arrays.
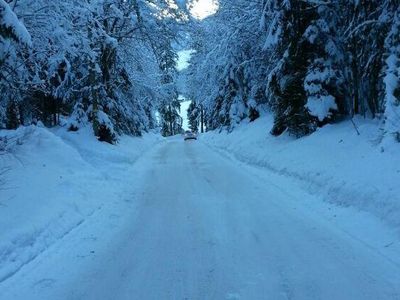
[[1, 122, 400, 299]]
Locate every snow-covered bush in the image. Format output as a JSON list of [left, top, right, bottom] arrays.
[[93, 110, 116, 144]]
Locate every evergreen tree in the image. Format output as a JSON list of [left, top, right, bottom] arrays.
[[186, 0, 400, 141], [383, 5, 400, 142], [187, 101, 199, 132], [0, 0, 186, 140], [5, 100, 21, 129], [0, 0, 30, 128], [269, 0, 317, 137], [160, 99, 183, 137]]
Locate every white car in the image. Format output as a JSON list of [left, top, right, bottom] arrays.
[[183, 130, 197, 141]]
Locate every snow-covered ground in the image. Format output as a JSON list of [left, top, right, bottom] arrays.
[[1, 121, 400, 299], [0, 125, 161, 286], [202, 115, 400, 232]]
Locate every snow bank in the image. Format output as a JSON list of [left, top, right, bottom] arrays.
[[0, 125, 161, 283], [201, 116, 400, 231]]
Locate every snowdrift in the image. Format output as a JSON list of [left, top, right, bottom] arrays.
[[202, 116, 400, 231], [0, 125, 161, 283]]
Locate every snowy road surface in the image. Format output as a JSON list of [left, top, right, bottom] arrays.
[[1, 138, 400, 300]]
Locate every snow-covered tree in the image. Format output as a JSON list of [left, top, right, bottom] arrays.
[[187, 0, 400, 139], [0, 0, 187, 142], [0, 0, 31, 128], [186, 0, 265, 131], [383, 5, 400, 142], [187, 100, 199, 132]]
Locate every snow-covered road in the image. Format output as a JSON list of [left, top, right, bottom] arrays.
[[1, 138, 400, 299]]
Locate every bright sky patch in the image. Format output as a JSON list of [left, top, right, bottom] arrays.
[[190, 0, 218, 20]]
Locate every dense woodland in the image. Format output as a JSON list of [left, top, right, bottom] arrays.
[[1, 0, 400, 143], [0, 0, 187, 142], [187, 0, 400, 141]]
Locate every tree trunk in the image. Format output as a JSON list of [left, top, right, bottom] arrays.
[[169, 105, 173, 136], [200, 104, 204, 133], [351, 41, 360, 115]]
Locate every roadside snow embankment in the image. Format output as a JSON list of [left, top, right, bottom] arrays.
[[0, 125, 161, 283], [202, 116, 400, 231]]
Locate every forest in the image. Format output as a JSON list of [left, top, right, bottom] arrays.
[[1, 1, 400, 298], [186, 0, 400, 141], [1, 0, 400, 142], [0, 0, 189, 143]]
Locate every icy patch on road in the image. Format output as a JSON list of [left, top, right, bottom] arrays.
[[226, 292, 241, 299]]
